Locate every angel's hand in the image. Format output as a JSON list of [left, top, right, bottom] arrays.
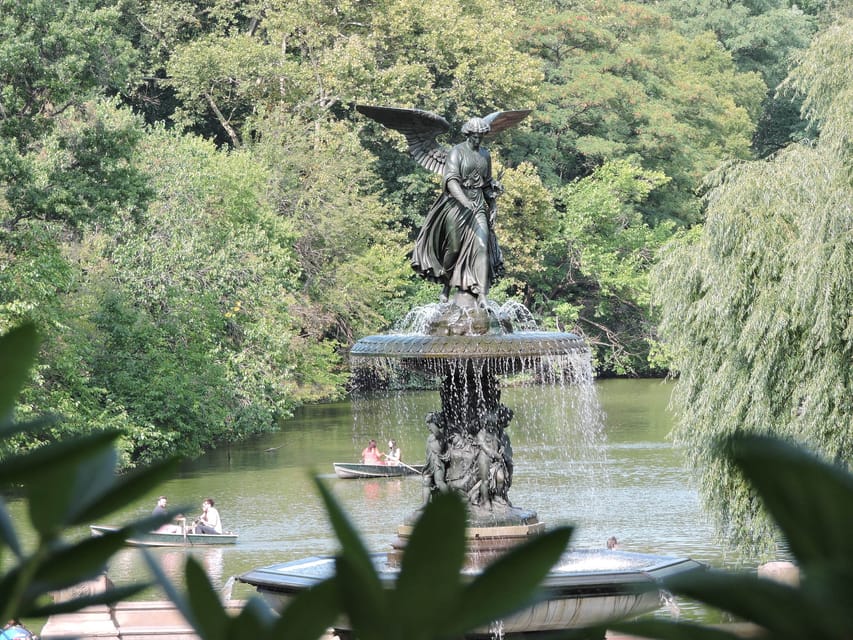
[[454, 195, 477, 211]]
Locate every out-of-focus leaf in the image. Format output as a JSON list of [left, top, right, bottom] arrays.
[[26, 584, 150, 618], [26, 436, 118, 535], [225, 598, 270, 639], [123, 512, 179, 536], [727, 435, 853, 567], [391, 491, 466, 635], [142, 548, 196, 625], [313, 477, 379, 587], [271, 577, 341, 640], [335, 554, 385, 640], [0, 498, 22, 559], [68, 457, 182, 525], [443, 526, 573, 635], [787, 564, 853, 633], [663, 569, 832, 639], [0, 323, 39, 428], [0, 416, 59, 441], [185, 556, 229, 640], [28, 529, 129, 589], [611, 618, 743, 640], [314, 475, 386, 637], [0, 430, 120, 485], [70, 446, 119, 515]]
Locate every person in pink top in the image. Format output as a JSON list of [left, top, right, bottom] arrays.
[[360, 439, 384, 465]]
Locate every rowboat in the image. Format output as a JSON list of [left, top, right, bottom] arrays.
[[333, 462, 425, 479], [90, 524, 238, 547]]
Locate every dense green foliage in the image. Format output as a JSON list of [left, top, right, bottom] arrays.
[[651, 18, 853, 552], [0, 0, 839, 465]]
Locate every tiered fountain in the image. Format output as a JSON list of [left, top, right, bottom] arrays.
[[238, 295, 702, 636], [238, 105, 702, 637]]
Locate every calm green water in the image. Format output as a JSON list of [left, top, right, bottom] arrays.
[[10, 378, 741, 622]]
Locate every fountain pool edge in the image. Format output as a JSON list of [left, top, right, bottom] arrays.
[[238, 550, 705, 635]]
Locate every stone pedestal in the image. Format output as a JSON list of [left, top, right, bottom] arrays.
[[388, 520, 547, 570]]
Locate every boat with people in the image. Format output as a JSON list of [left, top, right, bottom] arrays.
[[333, 461, 425, 479], [89, 523, 238, 547]]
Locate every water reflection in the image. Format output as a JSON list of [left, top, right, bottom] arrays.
[[106, 546, 225, 595]]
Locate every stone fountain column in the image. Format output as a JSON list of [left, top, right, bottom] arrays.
[[351, 299, 582, 570]]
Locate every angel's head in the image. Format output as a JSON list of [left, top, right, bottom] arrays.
[[461, 117, 490, 136]]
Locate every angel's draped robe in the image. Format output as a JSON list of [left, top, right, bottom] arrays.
[[410, 141, 504, 296]]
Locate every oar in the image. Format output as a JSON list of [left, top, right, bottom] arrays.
[[397, 461, 423, 475]]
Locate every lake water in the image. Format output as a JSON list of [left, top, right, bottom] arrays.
[[9, 378, 745, 622]]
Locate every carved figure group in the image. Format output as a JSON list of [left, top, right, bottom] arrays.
[[421, 394, 515, 512]]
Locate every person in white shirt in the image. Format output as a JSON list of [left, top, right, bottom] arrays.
[[385, 439, 402, 466], [194, 498, 223, 534]]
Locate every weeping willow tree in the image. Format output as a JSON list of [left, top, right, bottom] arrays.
[[651, 18, 853, 555]]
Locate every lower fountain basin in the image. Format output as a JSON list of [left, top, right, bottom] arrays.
[[238, 550, 704, 636]]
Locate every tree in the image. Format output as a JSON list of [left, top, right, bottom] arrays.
[[77, 126, 350, 464], [651, 18, 853, 553], [515, 0, 766, 224], [517, 160, 673, 375], [651, 0, 818, 157], [248, 111, 414, 343]]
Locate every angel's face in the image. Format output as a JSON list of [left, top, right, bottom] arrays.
[[466, 133, 483, 149]]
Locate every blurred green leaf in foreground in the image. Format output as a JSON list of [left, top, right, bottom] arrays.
[[612, 434, 853, 640], [0, 323, 179, 622]]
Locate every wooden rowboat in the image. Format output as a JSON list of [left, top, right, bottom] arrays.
[[90, 524, 238, 547], [333, 462, 425, 479]]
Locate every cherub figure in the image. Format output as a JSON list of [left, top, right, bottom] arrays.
[[356, 105, 531, 308], [423, 411, 449, 502], [476, 420, 508, 509]]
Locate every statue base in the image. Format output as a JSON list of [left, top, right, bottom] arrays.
[[425, 293, 512, 336], [389, 504, 543, 570]]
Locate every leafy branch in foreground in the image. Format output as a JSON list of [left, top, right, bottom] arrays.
[[0, 323, 180, 621], [154, 479, 573, 640], [611, 434, 853, 640]]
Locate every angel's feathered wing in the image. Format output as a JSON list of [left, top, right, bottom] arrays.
[[356, 105, 450, 175], [483, 110, 532, 136], [356, 105, 533, 175]]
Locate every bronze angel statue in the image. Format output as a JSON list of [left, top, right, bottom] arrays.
[[356, 105, 531, 309]]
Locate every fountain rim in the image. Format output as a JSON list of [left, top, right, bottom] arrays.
[[237, 551, 705, 595], [349, 330, 588, 360]]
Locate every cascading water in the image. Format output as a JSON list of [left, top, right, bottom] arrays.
[[349, 300, 602, 531], [349, 300, 608, 529]]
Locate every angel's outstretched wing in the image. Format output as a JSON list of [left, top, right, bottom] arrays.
[[356, 105, 450, 175], [483, 110, 532, 136]]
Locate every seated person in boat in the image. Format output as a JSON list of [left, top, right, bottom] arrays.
[[361, 439, 384, 465], [193, 498, 223, 534], [152, 495, 182, 534], [385, 439, 402, 466]]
